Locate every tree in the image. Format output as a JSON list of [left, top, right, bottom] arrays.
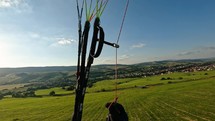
[[167, 77, 172, 80], [160, 77, 166, 80], [12, 92, 24, 98], [87, 83, 93, 88], [178, 77, 183, 80], [66, 85, 75, 91], [0, 93, 3, 100], [24, 91, 36, 97], [49, 91, 55, 96]]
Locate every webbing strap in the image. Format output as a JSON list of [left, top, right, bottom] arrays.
[[73, 21, 90, 121], [114, 0, 130, 101], [73, 18, 116, 121]]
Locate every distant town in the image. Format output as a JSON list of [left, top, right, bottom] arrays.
[[116, 59, 215, 78]]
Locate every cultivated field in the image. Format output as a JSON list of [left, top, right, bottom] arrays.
[[0, 71, 215, 121], [0, 83, 28, 90]]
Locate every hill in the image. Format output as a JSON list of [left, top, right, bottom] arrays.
[[0, 70, 215, 120], [0, 66, 76, 75], [0, 58, 214, 87]]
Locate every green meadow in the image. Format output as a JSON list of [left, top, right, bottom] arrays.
[[0, 71, 215, 121]]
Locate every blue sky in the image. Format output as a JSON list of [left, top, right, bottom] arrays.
[[0, 0, 215, 67]]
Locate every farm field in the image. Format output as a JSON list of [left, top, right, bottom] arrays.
[[0, 71, 215, 121], [0, 83, 28, 90]]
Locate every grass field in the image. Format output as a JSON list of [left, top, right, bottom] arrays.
[[35, 87, 74, 96], [0, 71, 215, 121]]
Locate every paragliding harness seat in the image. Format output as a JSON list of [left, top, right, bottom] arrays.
[[105, 100, 129, 121]]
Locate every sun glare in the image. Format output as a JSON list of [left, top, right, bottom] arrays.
[[0, 42, 12, 67]]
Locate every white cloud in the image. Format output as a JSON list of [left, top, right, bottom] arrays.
[[0, 0, 14, 8], [57, 38, 76, 45], [0, 1, 10, 7], [96, 57, 114, 64], [177, 46, 215, 57], [177, 51, 197, 56], [131, 43, 146, 49], [0, 0, 32, 13], [0, 0, 22, 8], [119, 54, 130, 60], [51, 38, 77, 47], [202, 46, 215, 51], [96, 54, 133, 64]]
